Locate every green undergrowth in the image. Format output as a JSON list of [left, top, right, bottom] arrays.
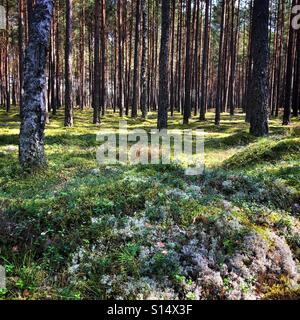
[[0, 108, 299, 300]]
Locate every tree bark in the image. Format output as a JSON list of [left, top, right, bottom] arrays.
[[132, 0, 140, 118], [19, 0, 54, 169], [140, 0, 148, 119], [183, 0, 192, 125], [215, 0, 225, 125], [64, 0, 73, 127], [249, 0, 269, 136], [199, 0, 210, 121], [18, 0, 25, 113], [283, 0, 297, 125], [93, 0, 101, 124], [117, 0, 124, 117], [157, 0, 171, 130], [101, 0, 106, 115]]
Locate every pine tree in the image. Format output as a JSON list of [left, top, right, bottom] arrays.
[[249, 0, 269, 136], [157, 0, 171, 130], [64, 0, 73, 127], [140, 0, 148, 119], [19, 0, 54, 169]]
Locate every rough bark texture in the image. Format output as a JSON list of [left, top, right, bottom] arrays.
[[64, 0, 73, 127], [183, 0, 191, 125], [132, 0, 140, 118], [215, 0, 225, 125], [19, 0, 53, 169], [101, 0, 106, 114], [293, 23, 300, 117], [157, 0, 171, 130], [18, 0, 24, 113], [283, 0, 296, 125], [199, 0, 210, 121], [140, 0, 148, 119], [117, 0, 124, 117], [93, 0, 101, 124], [249, 0, 269, 136]]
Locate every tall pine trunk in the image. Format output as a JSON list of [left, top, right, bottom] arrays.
[[132, 0, 140, 118], [283, 0, 297, 125], [157, 0, 171, 130], [18, 0, 24, 113], [199, 0, 210, 121], [140, 0, 148, 119], [249, 0, 269, 136], [183, 0, 192, 125], [19, 0, 54, 169], [215, 0, 225, 125], [64, 0, 73, 127], [93, 0, 101, 124], [101, 0, 106, 115]]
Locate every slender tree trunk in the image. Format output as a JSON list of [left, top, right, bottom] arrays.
[[140, 0, 148, 119], [101, 0, 106, 115], [292, 22, 300, 117], [79, 3, 85, 110], [229, 0, 239, 116], [183, 0, 192, 125], [170, 0, 176, 116], [193, 0, 200, 116], [18, 0, 24, 113], [215, 0, 225, 125], [117, 0, 124, 116], [93, 0, 101, 124], [4, 0, 10, 113], [176, 0, 183, 113], [55, 0, 61, 109], [157, 0, 171, 130], [245, 0, 253, 122], [50, 22, 56, 115], [283, 0, 297, 125], [132, 0, 140, 118], [199, 0, 210, 121], [64, 0, 73, 127]]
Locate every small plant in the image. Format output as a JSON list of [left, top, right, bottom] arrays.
[[117, 243, 141, 276], [186, 292, 197, 300]]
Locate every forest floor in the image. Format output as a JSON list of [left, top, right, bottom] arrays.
[[0, 108, 300, 300]]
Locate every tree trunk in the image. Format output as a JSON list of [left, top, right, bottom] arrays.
[[199, 0, 210, 121], [170, 0, 176, 116], [245, 0, 253, 122], [292, 23, 300, 117], [64, 0, 73, 127], [283, 0, 297, 125], [18, 0, 25, 113], [79, 3, 85, 110], [132, 0, 140, 118], [101, 0, 106, 115], [183, 0, 192, 125], [117, 0, 124, 117], [19, 0, 54, 169], [93, 0, 101, 124], [157, 0, 171, 130], [249, 0, 269, 136], [140, 0, 148, 119], [215, 0, 225, 125], [55, 1, 61, 109]]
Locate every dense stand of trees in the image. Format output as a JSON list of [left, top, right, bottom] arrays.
[[0, 1, 299, 168]]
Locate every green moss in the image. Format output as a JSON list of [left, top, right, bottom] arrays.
[[1, 107, 300, 299], [224, 137, 300, 169]]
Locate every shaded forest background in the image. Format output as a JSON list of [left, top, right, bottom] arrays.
[[0, 0, 299, 128]]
